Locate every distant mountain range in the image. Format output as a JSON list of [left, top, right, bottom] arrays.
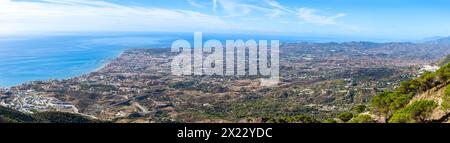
[[420, 36, 450, 44]]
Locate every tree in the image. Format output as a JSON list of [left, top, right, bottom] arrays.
[[371, 91, 414, 118], [388, 100, 437, 123]]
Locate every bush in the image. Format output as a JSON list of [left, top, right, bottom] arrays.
[[417, 72, 437, 91], [436, 62, 450, 82], [337, 112, 353, 122], [442, 85, 450, 110], [348, 114, 375, 123], [322, 118, 337, 123], [353, 105, 367, 114], [388, 100, 437, 123]]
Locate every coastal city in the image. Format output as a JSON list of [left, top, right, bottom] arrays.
[[0, 88, 78, 114], [2, 1, 450, 142], [1, 40, 449, 123]]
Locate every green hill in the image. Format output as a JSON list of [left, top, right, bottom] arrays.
[[0, 106, 37, 123], [367, 60, 450, 123], [0, 106, 103, 123]]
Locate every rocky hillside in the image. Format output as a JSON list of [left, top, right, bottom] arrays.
[[322, 54, 450, 123], [363, 59, 450, 123]]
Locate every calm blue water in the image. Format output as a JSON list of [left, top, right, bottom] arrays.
[[0, 33, 179, 87], [0, 32, 357, 87]]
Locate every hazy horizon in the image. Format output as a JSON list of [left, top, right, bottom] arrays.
[[0, 31, 446, 43], [1, 0, 450, 40]]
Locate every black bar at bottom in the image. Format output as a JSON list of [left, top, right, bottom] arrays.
[[0, 123, 446, 142]]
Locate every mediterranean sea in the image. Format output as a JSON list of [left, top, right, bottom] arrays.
[[0, 33, 179, 87], [0, 32, 361, 87]]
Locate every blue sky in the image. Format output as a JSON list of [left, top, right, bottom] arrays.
[[1, 0, 450, 40]]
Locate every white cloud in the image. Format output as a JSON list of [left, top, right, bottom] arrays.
[[187, 0, 205, 8], [213, 0, 273, 17], [0, 0, 354, 35], [268, 9, 282, 18], [211, 0, 347, 25], [265, 0, 295, 14], [298, 7, 347, 25], [0, 0, 229, 35]]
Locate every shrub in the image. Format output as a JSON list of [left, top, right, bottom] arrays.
[[337, 112, 353, 122], [436, 62, 450, 82], [353, 105, 366, 114], [442, 85, 450, 110], [388, 100, 437, 123], [348, 114, 375, 123], [322, 118, 337, 123]]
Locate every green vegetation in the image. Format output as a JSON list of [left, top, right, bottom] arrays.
[[264, 115, 319, 123], [0, 106, 102, 123], [337, 112, 354, 122], [366, 60, 450, 123], [370, 91, 414, 117], [33, 112, 103, 123], [388, 100, 437, 123], [348, 114, 375, 123], [0, 106, 36, 123], [436, 62, 450, 82], [322, 118, 337, 123], [371, 62, 450, 119], [441, 84, 450, 110], [352, 105, 367, 114]]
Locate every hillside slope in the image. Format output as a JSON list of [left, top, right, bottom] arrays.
[[0, 106, 37, 123], [0, 106, 103, 123], [367, 61, 450, 123]]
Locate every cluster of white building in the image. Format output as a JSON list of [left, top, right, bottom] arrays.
[[0, 89, 78, 114]]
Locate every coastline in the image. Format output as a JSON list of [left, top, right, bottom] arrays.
[[93, 49, 126, 72], [1, 48, 128, 89]]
